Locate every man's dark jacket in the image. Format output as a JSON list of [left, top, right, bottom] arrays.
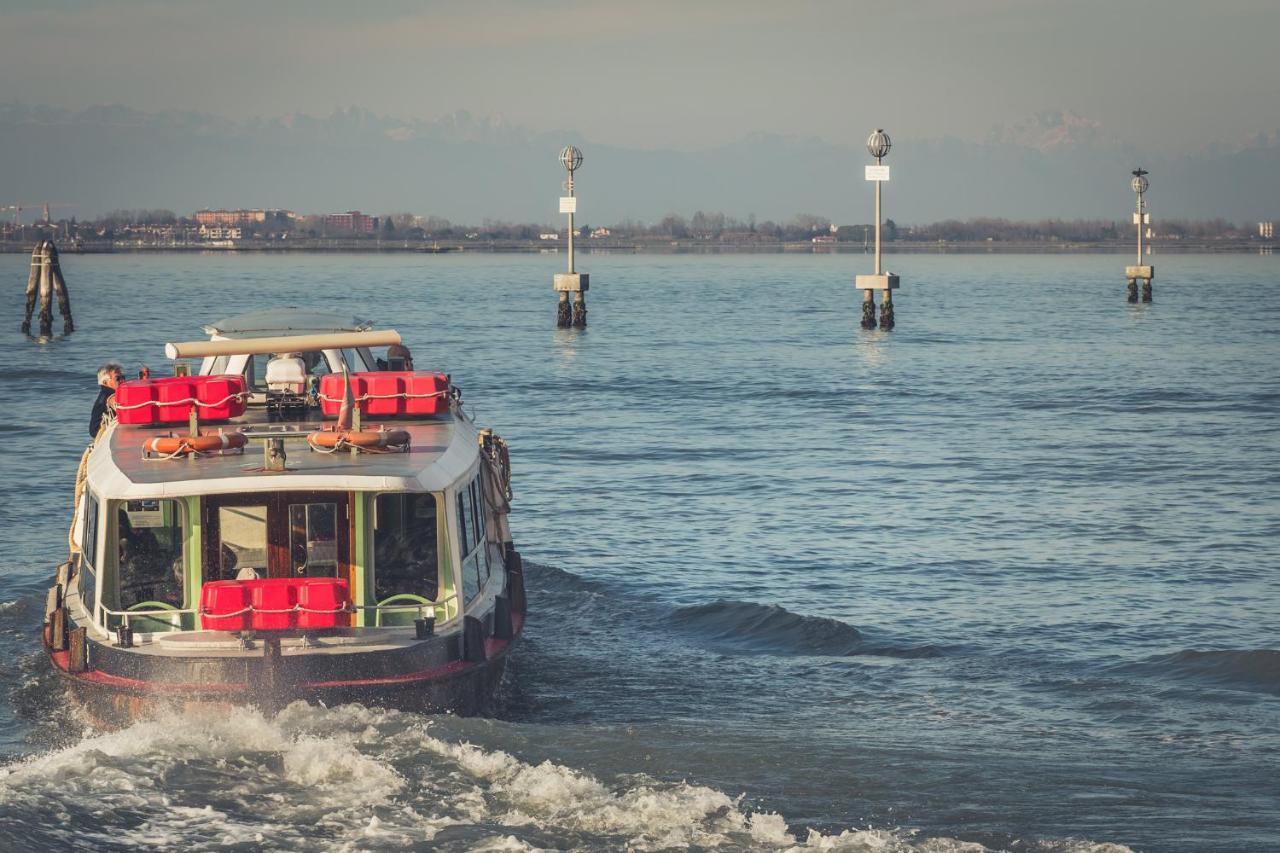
[[90, 384, 113, 437]]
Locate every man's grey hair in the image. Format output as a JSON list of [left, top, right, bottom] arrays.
[[97, 361, 124, 384]]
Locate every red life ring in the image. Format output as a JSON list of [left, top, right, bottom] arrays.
[[144, 432, 247, 455], [308, 429, 410, 450]]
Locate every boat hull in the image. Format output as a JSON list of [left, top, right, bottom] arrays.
[[44, 617, 521, 729]]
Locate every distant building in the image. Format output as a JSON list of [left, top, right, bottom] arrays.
[[811, 234, 836, 244], [324, 211, 379, 234], [1261, 222, 1275, 239], [590, 227, 611, 238], [196, 209, 294, 227], [539, 233, 560, 240], [199, 224, 242, 240]]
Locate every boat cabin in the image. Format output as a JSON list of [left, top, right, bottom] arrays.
[[68, 311, 512, 645]]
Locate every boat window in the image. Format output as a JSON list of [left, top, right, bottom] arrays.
[[470, 478, 490, 585], [309, 351, 331, 376], [458, 477, 487, 603], [373, 493, 439, 603], [322, 348, 370, 375], [80, 493, 100, 615], [80, 566, 97, 617], [208, 355, 230, 376], [217, 504, 268, 580], [457, 490, 473, 556], [115, 499, 185, 611], [82, 493, 100, 572], [289, 502, 338, 577]]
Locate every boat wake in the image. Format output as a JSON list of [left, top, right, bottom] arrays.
[[667, 600, 946, 659], [0, 701, 1133, 852], [1121, 648, 1280, 695]]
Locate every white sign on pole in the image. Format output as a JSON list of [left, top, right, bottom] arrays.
[[559, 197, 578, 214], [865, 165, 890, 181]]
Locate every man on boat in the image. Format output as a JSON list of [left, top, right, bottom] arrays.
[[89, 361, 124, 438]]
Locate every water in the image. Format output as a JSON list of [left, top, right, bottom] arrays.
[[0, 251, 1277, 851]]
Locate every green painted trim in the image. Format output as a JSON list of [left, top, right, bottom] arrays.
[[353, 493, 368, 627], [186, 496, 201, 631], [102, 500, 121, 629], [437, 491, 458, 623]]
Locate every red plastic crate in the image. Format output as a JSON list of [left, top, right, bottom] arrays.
[[196, 375, 247, 420], [404, 372, 450, 416], [320, 371, 451, 418], [364, 373, 404, 417], [297, 578, 352, 629], [249, 579, 297, 631], [157, 378, 195, 422], [115, 381, 158, 425], [199, 581, 251, 632], [318, 373, 370, 417], [115, 375, 246, 425]]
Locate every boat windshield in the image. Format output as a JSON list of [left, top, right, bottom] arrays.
[[114, 499, 186, 628], [373, 493, 439, 619]]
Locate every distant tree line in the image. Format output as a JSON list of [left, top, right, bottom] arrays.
[[0, 210, 1265, 244]]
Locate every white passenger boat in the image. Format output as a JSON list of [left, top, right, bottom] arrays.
[[43, 310, 524, 724]]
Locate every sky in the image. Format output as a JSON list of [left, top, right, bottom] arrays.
[[2, 0, 1278, 156]]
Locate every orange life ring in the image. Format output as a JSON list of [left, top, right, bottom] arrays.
[[308, 429, 410, 450], [144, 432, 247, 455]]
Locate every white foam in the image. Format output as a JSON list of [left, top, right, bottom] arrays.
[[0, 702, 1136, 852]]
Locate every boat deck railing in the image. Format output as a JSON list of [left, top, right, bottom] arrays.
[[101, 599, 460, 632]]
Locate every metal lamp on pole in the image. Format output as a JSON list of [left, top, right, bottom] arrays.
[[553, 146, 590, 327], [1125, 168, 1154, 303], [855, 129, 900, 329]]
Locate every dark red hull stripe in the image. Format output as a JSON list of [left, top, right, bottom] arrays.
[[47, 613, 522, 695]]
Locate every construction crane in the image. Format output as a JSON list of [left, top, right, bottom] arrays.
[[2, 202, 79, 225]]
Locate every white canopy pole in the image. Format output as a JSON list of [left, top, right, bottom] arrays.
[[165, 330, 401, 360]]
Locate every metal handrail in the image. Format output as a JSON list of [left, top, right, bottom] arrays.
[[100, 605, 196, 618], [99, 604, 194, 630]]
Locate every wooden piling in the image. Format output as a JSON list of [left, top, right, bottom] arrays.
[[879, 291, 895, 330], [22, 244, 41, 334], [37, 243, 54, 337], [49, 242, 74, 333], [22, 241, 73, 336], [557, 291, 572, 328], [860, 290, 877, 330]]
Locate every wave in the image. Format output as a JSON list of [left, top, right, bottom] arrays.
[[666, 601, 955, 660], [668, 600, 863, 655], [0, 701, 1132, 852], [1128, 648, 1280, 695]]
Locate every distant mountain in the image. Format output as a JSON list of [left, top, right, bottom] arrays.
[[1, 103, 1276, 223]]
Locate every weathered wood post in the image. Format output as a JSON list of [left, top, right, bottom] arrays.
[[22, 243, 40, 335], [48, 241, 73, 333], [22, 240, 73, 336], [1125, 169, 1154, 303], [37, 242, 54, 337], [553, 145, 589, 328], [855, 129, 900, 329]]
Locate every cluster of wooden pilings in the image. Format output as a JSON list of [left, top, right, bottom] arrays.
[[22, 241, 74, 337]]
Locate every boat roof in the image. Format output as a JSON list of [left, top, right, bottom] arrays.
[[204, 309, 372, 338], [89, 409, 479, 500], [85, 309, 478, 500]]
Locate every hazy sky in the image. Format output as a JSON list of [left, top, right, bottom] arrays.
[[3, 0, 1277, 154]]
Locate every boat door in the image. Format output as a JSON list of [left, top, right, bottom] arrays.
[[202, 492, 352, 584]]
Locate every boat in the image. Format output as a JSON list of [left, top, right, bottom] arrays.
[[42, 309, 525, 725]]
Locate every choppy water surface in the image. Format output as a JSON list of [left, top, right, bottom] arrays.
[[0, 252, 1277, 852]]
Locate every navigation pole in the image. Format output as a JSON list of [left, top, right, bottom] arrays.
[[554, 146, 590, 328]]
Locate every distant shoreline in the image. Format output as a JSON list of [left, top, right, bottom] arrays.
[[1, 239, 1274, 255]]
